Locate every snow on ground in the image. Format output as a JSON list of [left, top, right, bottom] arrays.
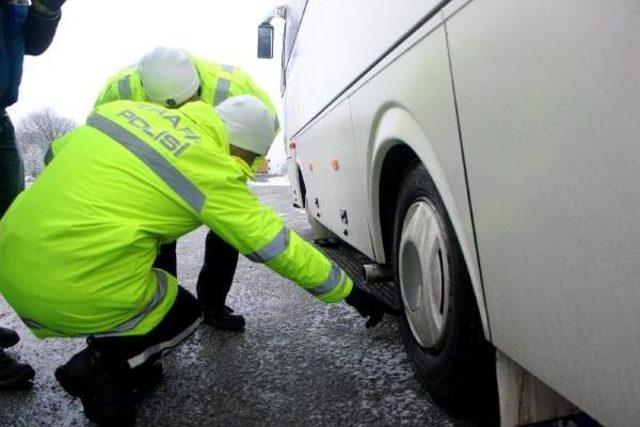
[[249, 175, 290, 187]]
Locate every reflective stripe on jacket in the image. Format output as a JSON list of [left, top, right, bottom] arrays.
[[0, 100, 349, 339], [94, 55, 279, 132]]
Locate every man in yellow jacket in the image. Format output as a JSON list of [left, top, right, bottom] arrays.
[[0, 95, 394, 424], [89, 47, 279, 332]]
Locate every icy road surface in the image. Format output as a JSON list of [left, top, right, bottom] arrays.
[[0, 183, 469, 426]]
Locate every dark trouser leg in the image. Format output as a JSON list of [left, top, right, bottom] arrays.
[[55, 287, 202, 424], [0, 111, 24, 219], [196, 230, 239, 310], [89, 286, 202, 368], [0, 113, 31, 389], [152, 241, 177, 277]]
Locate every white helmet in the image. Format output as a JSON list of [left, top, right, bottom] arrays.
[[215, 95, 275, 155], [137, 47, 200, 107]]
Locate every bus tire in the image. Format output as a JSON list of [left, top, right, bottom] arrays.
[[393, 160, 496, 414]]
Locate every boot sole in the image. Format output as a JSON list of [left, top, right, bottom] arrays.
[[55, 366, 105, 422], [55, 365, 82, 397], [0, 365, 35, 389], [55, 366, 134, 425], [0, 337, 20, 349]]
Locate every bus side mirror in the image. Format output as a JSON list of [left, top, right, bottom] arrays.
[[258, 23, 274, 59]]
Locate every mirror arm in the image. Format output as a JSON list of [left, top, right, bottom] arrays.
[[261, 5, 287, 26]]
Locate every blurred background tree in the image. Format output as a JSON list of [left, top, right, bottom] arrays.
[[16, 108, 76, 179]]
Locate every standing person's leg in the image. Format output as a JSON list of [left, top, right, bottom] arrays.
[[55, 286, 202, 425], [0, 111, 24, 218], [197, 230, 244, 331], [0, 111, 34, 390], [152, 241, 178, 277]]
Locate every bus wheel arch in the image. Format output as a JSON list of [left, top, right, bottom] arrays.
[[369, 107, 490, 339], [297, 163, 307, 208], [370, 109, 496, 412]]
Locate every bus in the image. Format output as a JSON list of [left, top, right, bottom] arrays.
[[258, 1, 640, 425]]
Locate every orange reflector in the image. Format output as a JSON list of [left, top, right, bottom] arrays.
[[331, 159, 340, 171]]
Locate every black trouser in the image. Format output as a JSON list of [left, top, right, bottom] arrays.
[[0, 110, 23, 219], [89, 286, 202, 369], [153, 230, 239, 311], [0, 111, 23, 342]]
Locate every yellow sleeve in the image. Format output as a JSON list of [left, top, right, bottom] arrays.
[[44, 130, 76, 166], [229, 67, 280, 133], [230, 68, 277, 115], [196, 156, 351, 303], [192, 56, 280, 133], [94, 76, 122, 108], [94, 67, 142, 108]]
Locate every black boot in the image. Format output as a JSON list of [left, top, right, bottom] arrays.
[[55, 348, 135, 425], [130, 358, 164, 400], [203, 305, 245, 332], [0, 350, 35, 389], [0, 327, 19, 349]]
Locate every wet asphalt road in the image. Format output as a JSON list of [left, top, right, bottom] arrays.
[[0, 184, 467, 426]]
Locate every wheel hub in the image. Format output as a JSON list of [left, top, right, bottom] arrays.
[[399, 200, 450, 349]]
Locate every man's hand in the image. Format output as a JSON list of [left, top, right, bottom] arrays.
[[345, 285, 398, 328], [31, 0, 66, 15]]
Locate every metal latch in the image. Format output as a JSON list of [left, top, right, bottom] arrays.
[[340, 209, 348, 225]]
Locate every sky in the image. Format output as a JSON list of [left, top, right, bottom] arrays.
[[7, 0, 287, 169]]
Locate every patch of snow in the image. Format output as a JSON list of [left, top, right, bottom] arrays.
[[250, 175, 291, 187]]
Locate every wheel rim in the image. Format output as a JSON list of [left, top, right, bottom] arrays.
[[399, 199, 450, 349]]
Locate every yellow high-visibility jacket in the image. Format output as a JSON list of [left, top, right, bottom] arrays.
[[0, 100, 351, 339], [94, 55, 279, 132]]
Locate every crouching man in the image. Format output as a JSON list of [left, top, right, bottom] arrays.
[[0, 95, 394, 424]]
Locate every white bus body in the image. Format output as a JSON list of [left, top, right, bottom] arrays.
[[269, 1, 640, 425]]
